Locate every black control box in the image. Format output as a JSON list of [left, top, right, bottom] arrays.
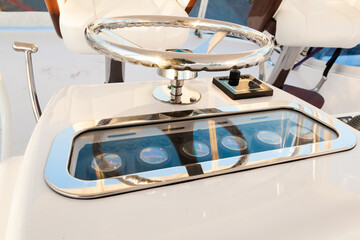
[[213, 74, 273, 100]]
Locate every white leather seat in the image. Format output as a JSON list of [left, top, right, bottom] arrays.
[[345, 0, 360, 10], [58, 0, 190, 53], [274, 0, 360, 48]]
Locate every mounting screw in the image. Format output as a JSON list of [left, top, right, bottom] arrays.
[[190, 97, 197, 103]]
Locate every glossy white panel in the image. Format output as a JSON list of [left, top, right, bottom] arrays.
[[4, 78, 360, 239], [0, 156, 23, 240]]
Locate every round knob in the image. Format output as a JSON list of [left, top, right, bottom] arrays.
[[228, 69, 240, 86]]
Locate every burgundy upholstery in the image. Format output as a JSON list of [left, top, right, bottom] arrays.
[[282, 85, 325, 109], [247, 0, 283, 35]]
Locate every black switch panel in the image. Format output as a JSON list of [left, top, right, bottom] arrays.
[[213, 74, 273, 100]]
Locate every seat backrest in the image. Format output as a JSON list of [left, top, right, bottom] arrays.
[[45, 0, 193, 53], [249, 0, 360, 49], [273, 0, 360, 48]]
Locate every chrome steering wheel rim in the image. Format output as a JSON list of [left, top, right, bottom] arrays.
[[85, 15, 274, 72]]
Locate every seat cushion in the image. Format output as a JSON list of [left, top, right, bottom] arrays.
[[282, 84, 325, 109], [274, 0, 360, 48]]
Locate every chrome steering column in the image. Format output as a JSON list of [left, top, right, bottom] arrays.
[[155, 68, 200, 104]]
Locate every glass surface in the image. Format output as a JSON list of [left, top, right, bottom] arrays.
[[256, 131, 282, 145], [189, 0, 251, 25], [91, 153, 123, 173], [0, 0, 46, 11], [70, 109, 338, 181], [312, 45, 360, 67], [139, 147, 169, 165], [182, 141, 210, 158], [221, 136, 248, 151]]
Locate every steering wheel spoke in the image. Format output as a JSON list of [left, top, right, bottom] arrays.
[[193, 31, 228, 54], [100, 28, 142, 48]]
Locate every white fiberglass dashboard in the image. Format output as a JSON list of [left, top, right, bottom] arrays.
[[6, 78, 360, 240]]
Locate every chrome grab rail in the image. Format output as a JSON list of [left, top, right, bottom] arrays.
[[13, 42, 41, 122]]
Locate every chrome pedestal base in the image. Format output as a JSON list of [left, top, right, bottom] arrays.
[[153, 85, 201, 104]]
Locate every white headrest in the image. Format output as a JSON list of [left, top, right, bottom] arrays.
[[274, 0, 360, 48]]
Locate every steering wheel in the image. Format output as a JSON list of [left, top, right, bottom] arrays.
[[85, 15, 274, 104]]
